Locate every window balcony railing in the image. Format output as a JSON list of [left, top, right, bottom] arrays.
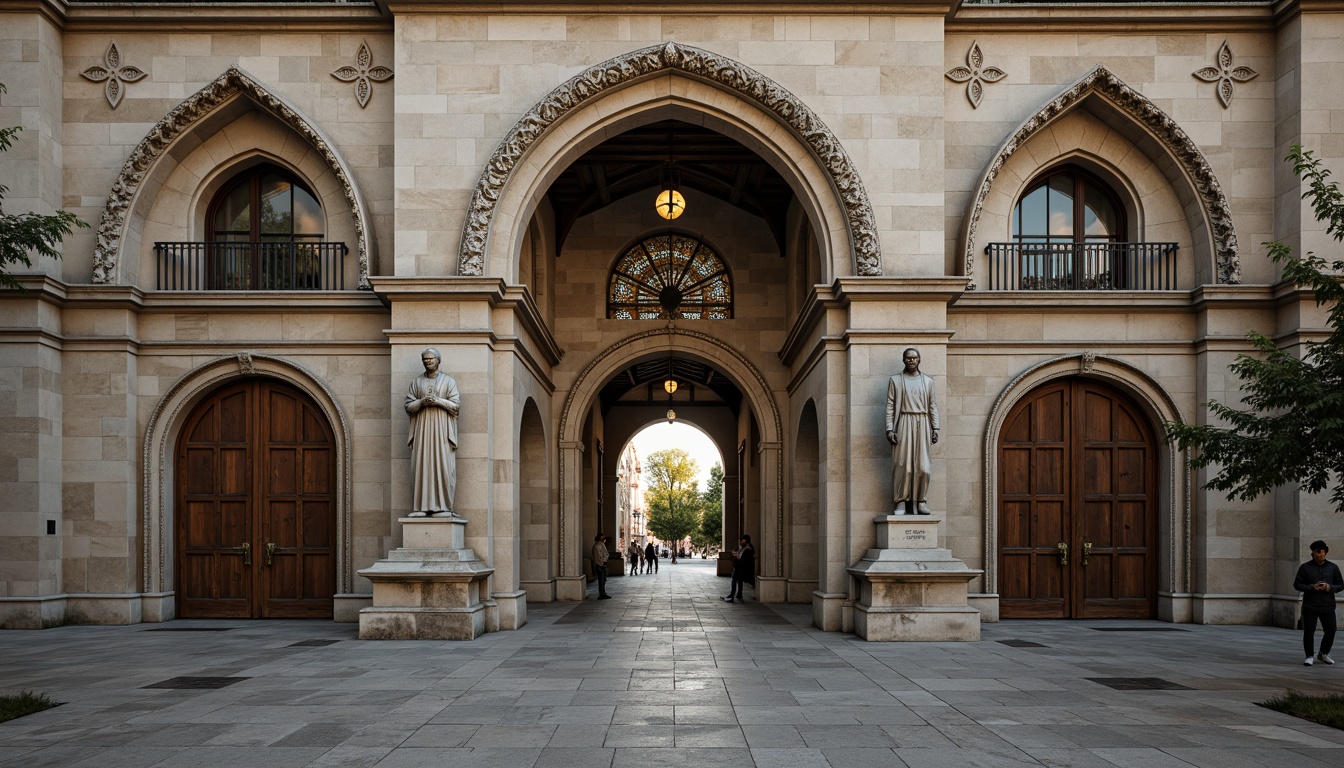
[[984, 241, 1178, 291], [155, 241, 348, 291]]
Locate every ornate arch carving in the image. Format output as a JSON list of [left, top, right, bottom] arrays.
[[961, 65, 1240, 287], [141, 354, 355, 597], [980, 354, 1190, 602], [92, 67, 374, 289], [556, 327, 784, 577], [459, 42, 881, 278]]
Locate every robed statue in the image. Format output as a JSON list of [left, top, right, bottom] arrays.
[[405, 347, 461, 517], [885, 347, 939, 515]]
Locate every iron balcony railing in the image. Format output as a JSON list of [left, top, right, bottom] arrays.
[[984, 241, 1178, 291], [155, 241, 348, 291]]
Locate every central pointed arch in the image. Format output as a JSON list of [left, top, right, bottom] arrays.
[[458, 41, 881, 278]]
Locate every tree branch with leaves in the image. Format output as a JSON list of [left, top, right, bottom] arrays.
[[0, 82, 88, 291], [1165, 146, 1344, 513]]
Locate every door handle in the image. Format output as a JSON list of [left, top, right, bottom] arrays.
[[238, 542, 251, 566], [1082, 542, 1092, 566], [265, 542, 276, 567], [1056, 541, 1068, 567]]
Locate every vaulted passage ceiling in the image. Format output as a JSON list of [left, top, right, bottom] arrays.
[[547, 120, 793, 257], [599, 355, 742, 417]]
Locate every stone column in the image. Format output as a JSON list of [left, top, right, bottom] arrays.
[[755, 440, 786, 603], [556, 440, 587, 600]]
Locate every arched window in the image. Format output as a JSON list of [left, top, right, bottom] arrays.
[[608, 234, 732, 320], [1012, 166, 1125, 246], [209, 164, 325, 244], [998, 165, 1159, 290], [199, 164, 329, 289]]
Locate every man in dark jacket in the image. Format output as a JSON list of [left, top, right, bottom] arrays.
[[1294, 539, 1344, 666], [723, 534, 755, 603]]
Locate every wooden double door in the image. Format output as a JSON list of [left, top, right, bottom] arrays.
[[176, 379, 335, 618], [998, 378, 1157, 619]]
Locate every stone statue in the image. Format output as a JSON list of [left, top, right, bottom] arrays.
[[405, 347, 461, 518], [885, 347, 939, 515]]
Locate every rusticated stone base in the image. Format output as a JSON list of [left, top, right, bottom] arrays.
[[358, 518, 495, 641], [847, 512, 982, 642]]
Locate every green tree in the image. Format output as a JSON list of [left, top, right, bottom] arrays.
[[0, 83, 87, 291], [690, 462, 724, 556], [1165, 146, 1344, 513], [644, 448, 701, 563]]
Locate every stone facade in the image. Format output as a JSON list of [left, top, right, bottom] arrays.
[[0, 0, 1339, 632]]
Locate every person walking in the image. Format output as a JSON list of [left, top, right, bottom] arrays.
[[591, 533, 612, 599], [723, 534, 755, 603], [628, 541, 641, 576], [644, 541, 658, 574], [1295, 539, 1344, 665]]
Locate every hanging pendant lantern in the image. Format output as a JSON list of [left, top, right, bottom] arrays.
[[655, 165, 686, 220], [655, 122, 686, 220]]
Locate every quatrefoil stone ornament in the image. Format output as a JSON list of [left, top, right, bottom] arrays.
[[81, 41, 147, 109], [946, 40, 1006, 109], [331, 39, 393, 109], [1193, 40, 1258, 109]]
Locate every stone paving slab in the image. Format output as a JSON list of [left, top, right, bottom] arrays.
[[3, 559, 1344, 767]]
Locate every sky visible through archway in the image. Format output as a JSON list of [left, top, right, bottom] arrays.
[[630, 422, 721, 495]]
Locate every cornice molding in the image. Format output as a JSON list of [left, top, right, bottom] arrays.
[[389, 1, 952, 13], [58, 1, 387, 32], [947, 1, 1277, 33]]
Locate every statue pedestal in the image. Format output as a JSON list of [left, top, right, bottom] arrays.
[[847, 512, 982, 641], [358, 517, 494, 640]]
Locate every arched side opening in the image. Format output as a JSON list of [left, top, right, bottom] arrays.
[[788, 400, 820, 602], [142, 354, 354, 620], [519, 398, 552, 601], [459, 42, 879, 282], [960, 65, 1239, 289], [92, 67, 374, 289], [982, 355, 1190, 622]]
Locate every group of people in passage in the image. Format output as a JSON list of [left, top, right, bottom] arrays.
[[626, 541, 661, 575]]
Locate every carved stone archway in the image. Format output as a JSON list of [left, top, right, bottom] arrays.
[[960, 65, 1240, 287], [92, 67, 374, 289], [458, 42, 881, 278]]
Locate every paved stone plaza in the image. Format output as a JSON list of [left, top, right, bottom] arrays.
[[2, 559, 1344, 768]]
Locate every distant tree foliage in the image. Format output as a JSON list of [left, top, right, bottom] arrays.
[[0, 83, 88, 291], [691, 462, 724, 555], [1165, 146, 1344, 513], [644, 448, 701, 562]]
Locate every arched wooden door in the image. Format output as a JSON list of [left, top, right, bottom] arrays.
[[176, 379, 335, 618], [998, 378, 1157, 619]]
